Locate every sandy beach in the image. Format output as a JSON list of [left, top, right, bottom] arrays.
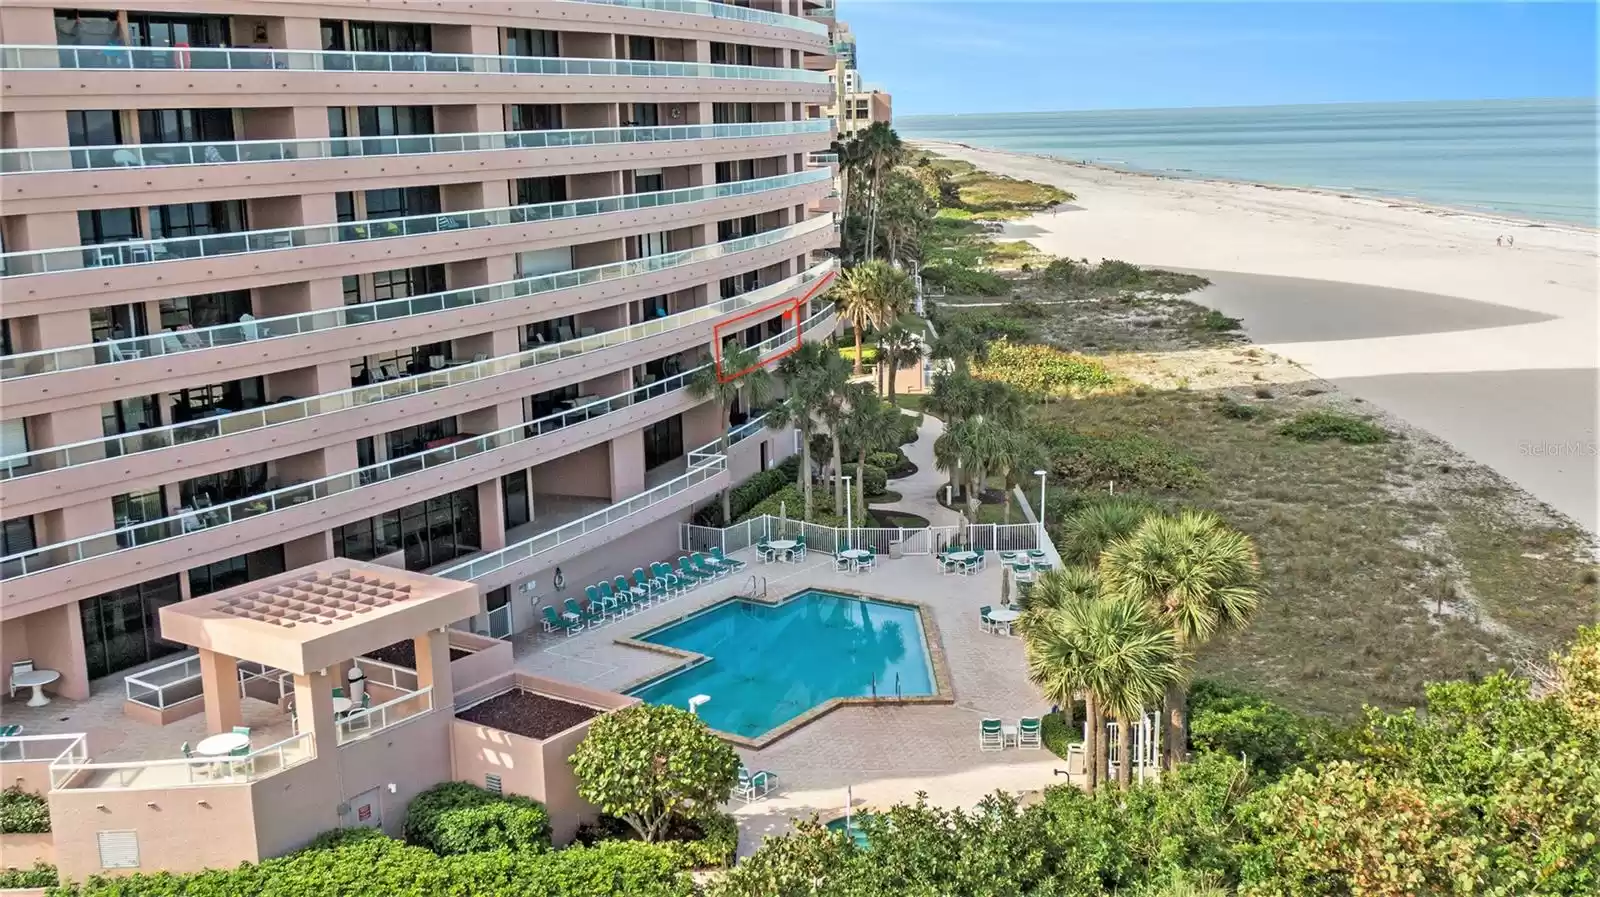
[[915, 140, 1600, 537]]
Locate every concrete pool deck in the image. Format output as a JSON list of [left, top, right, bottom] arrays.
[[509, 548, 1061, 854]]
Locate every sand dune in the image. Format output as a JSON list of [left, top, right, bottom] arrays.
[[914, 140, 1599, 535]]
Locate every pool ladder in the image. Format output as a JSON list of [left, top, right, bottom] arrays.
[[744, 574, 768, 600], [869, 673, 902, 701]]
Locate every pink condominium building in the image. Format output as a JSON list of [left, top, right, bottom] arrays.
[[0, 0, 841, 697]]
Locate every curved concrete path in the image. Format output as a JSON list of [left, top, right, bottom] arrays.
[[873, 408, 964, 527]]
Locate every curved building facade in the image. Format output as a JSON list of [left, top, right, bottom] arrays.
[[0, 0, 840, 697]]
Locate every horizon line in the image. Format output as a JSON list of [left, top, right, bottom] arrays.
[[897, 95, 1597, 119]]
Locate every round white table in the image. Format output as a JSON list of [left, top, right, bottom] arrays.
[[195, 732, 250, 757], [839, 548, 870, 571], [767, 539, 798, 561], [946, 550, 979, 563], [12, 669, 59, 707], [987, 608, 1021, 633], [332, 697, 353, 715]]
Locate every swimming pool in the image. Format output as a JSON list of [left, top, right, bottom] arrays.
[[629, 589, 936, 740]]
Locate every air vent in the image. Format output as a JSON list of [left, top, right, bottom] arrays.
[[485, 774, 503, 794], [97, 830, 139, 869]]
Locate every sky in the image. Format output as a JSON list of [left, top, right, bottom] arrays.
[[842, 1, 1599, 115]]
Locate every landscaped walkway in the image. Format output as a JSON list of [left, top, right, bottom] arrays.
[[872, 408, 964, 529], [510, 548, 1061, 856]]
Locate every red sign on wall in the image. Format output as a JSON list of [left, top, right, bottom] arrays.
[[357, 804, 372, 822]]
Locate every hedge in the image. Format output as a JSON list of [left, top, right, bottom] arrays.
[[402, 782, 550, 856], [48, 830, 692, 897], [577, 811, 738, 870], [0, 862, 58, 889], [1040, 711, 1083, 760], [0, 786, 50, 834], [869, 450, 913, 477], [695, 456, 801, 527], [842, 463, 888, 497]]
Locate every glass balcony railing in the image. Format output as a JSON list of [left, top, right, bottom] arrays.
[[0, 167, 830, 277], [50, 732, 312, 791], [0, 214, 835, 381], [0, 119, 832, 175], [0, 43, 832, 76], [570, 0, 828, 36], [0, 255, 836, 482], [0, 291, 839, 582], [808, 151, 840, 165]]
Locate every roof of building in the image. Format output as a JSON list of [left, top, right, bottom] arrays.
[[159, 560, 479, 674]]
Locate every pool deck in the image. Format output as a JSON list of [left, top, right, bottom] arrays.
[[510, 547, 1063, 854]]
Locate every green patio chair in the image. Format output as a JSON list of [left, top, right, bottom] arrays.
[[979, 718, 1004, 751], [653, 562, 686, 595], [711, 546, 746, 571], [676, 556, 709, 585], [564, 597, 597, 628], [978, 605, 995, 634], [592, 583, 619, 620], [543, 606, 580, 636], [1017, 717, 1043, 750], [616, 575, 649, 610], [692, 552, 726, 578]]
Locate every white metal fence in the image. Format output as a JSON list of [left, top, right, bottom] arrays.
[[485, 602, 514, 639], [49, 732, 312, 791], [336, 686, 433, 745], [680, 515, 1045, 558]]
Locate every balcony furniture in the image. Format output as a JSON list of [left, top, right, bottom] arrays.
[[734, 766, 778, 803], [979, 718, 1004, 751], [195, 731, 249, 757], [428, 354, 445, 370], [113, 149, 139, 167], [1001, 723, 1020, 748], [838, 548, 870, 573], [105, 341, 145, 362], [766, 539, 798, 562], [987, 607, 1020, 636], [10, 661, 60, 706], [1018, 718, 1043, 749], [332, 696, 353, 717]]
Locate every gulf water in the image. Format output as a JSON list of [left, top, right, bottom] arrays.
[[897, 98, 1596, 226]]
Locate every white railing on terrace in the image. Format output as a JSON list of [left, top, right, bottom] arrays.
[[574, 0, 828, 35], [681, 514, 1048, 558], [49, 732, 312, 791], [0, 732, 87, 766], [124, 653, 204, 710], [0, 119, 831, 175], [336, 686, 433, 745], [358, 658, 421, 692], [0, 295, 837, 582], [431, 306, 840, 585], [0, 167, 830, 277], [808, 151, 840, 165], [0, 255, 836, 477], [236, 660, 294, 704], [0, 214, 833, 381], [0, 43, 830, 76], [486, 602, 514, 639]]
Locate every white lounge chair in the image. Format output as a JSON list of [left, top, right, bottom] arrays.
[[735, 766, 778, 803], [979, 718, 1004, 751]]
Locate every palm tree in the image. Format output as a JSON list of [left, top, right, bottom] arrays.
[[925, 370, 985, 426], [932, 413, 1005, 519], [1017, 566, 1103, 730], [1099, 511, 1265, 770], [875, 326, 923, 403], [1057, 496, 1157, 566], [877, 170, 933, 264], [688, 343, 774, 525], [838, 384, 898, 510], [811, 344, 853, 512], [929, 322, 987, 373], [992, 430, 1046, 524], [857, 123, 904, 260], [770, 343, 834, 521], [836, 261, 912, 375]]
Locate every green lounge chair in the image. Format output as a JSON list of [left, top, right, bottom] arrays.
[[978, 605, 995, 633], [564, 597, 598, 628], [543, 606, 581, 636], [711, 546, 746, 571], [0, 724, 21, 737], [1018, 717, 1042, 749], [653, 562, 686, 595], [616, 575, 649, 609], [979, 718, 1004, 751], [676, 556, 709, 585], [735, 765, 778, 803], [692, 552, 726, 578], [593, 583, 621, 619]]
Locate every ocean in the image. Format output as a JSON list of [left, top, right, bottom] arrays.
[[897, 98, 1597, 226]]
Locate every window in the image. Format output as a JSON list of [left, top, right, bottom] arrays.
[[633, 169, 663, 193], [356, 436, 376, 469], [385, 416, 457, 459], [327, 107, 350, 139], [80, 574, 184, 680], [364, 186, 440, 220], [643, 414, 684, 470], [715, 159, 755, 184], [101, 395, 160, 440], [112, 487, 167, 529], [349, 21, 432, 52], [720, 270, 760, 299], [717, 215, 759, 242], [505, 28, 558, 57], [525, 384, 578, 424], [188, 545, 286, 598], [710, 43, 753, 66], [508, 104, 560, 131], [127, 13, 228, 49], [90, 304, 149, 343], [149, 200, 247, 240], [320, 20, 347, 51], [628, 104, 659, 127], [67, 110, 122, 147], [138, 108, 234, 144], [158, 291, 251, 330], [524, 315, 575, 347], [1, 516, 35, 556], [637, 295, 670, 321], [170, 377, 266, 423], [332, 486, 480, 571], [516, 247, 572, 279], [78, 208, 141, 245], [356, 106, 434, 137], [628, 35, 656, 60], [713, 103, 754, 124], [1, 319, 12, 356], [627, 231, 669, 259], [514, 176, 566, 206], [352, 341, 448, 382], [179, 463, 268, 507], [0, 418, 28, 474], [502, 472, 531, 530], [55, 10, 119, 46], [370, 265, 445, 303]]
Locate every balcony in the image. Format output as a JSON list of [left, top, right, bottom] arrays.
[[0, 214, 835, 404], [49, 732, 314, 791], [574, 0, 828, 37], [0, 256, 837, 513], [0, 45, 831, 111], [0, 297, 839, 611]]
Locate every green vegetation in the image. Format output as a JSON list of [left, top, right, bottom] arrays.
[[1216, 397, 1266, 420], [689, 343, 776, 525], [913, 152, 1073, 219], [0, 863, 58, 889], [0, 786, 50, 834], [1278, 410, 1390, 444], [973, 339, 1118, 398], [569, 704, 739, 844], [402, 782, 550, 856], [695, 457, 801, 528], [841, 463, 888, 497], [1040, 709, 1083, 760], [577, 811, 739, 870], [1035, 426, 1208, 492]]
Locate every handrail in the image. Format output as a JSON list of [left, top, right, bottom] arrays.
[[0, 214, 834, 381], [0, 732, 87, 764], [0, 167, 831, 277], [0, 255, 836, 477], [336, 685, 433, 745], [571, 0, 828, 36], [0, 119, 831, 175], [49, 731, 312, 791], [124, 652, 204, 709], [0, 293, 838, 581], [808, 151, 840, 165], [0, 43, 831, 76]]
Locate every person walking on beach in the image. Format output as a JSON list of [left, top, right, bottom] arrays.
[[1507, 234, 1515, 248], [1497, 236, 1503, 247]]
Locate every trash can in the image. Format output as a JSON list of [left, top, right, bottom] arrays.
[[888, 538, 904, 559]]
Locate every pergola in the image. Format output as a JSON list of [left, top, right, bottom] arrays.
[[159, 560, 479, 755]]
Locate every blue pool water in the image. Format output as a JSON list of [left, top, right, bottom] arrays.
[[629, 590, 935, 739]]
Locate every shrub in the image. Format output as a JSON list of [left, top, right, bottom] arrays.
[[1036, 427, 1206, 492], [1196, 309, 1243, 332], [870, 450, 913, 477], [0, 786, 49, 834], [842, 463, 888, 497], [1187, 680, 1328, 779], [1216, 398, 1264, 421], [924, 263, 1009, 297], [575, 810, 738, 870], [1088, 258, 1145, 288], [0, 862, 57, 888], [1040, 710, 1083, 760], [403, 782, 550, 856], [737, 484, 863, 528], [570, 704, 739, 843], [1277, 410, 1388, 444], [695, 456, 799, 526], [974, 340, 1117, 397]]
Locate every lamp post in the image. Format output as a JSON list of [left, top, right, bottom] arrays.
[[1033, 470, 1048, 527], [842, 475, 853, 545]]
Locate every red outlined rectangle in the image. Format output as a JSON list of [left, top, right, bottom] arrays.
[[713, 270, 836, 382]]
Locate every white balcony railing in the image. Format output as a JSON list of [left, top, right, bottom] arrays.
[[0, 732, 87, 765], [358, 659, 421, 693], [336, 686, 433, 745], [435, 302, 839, 584], [0, 214, 833, 382], [0, 168, 830, 277], [0, 254, 836, 480], [574, 0, 828, 35], [49, 731, 313, 791], [124, 653, 204, 710], [0, 119, 831, 175], [0, 43, 830, 75], [0, 291, 838, 582], [808, 151, 840, 166]]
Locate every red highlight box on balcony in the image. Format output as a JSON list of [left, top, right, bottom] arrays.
[[712, 271, 836, 382]]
